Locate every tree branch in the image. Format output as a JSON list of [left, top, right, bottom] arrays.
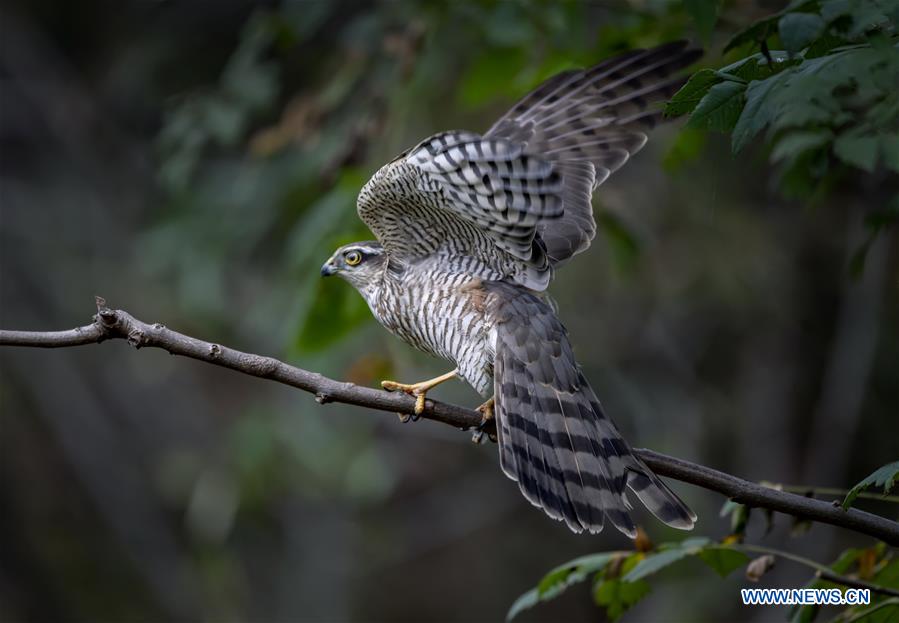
[[2, 298, 897, 546]]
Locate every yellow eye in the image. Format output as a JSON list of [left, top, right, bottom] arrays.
[[345, 250, 362, 266]]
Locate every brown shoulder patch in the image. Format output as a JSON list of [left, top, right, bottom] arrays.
[[459, 278, 488, 312]]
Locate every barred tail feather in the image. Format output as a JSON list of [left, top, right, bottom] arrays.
[[489, 283, 695, 536]]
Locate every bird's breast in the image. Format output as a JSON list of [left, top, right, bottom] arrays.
[[374, 267, 494, 396]]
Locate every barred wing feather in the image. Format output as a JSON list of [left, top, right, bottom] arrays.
[[357, 41, 700, 289], [487, 282, 696, 535]]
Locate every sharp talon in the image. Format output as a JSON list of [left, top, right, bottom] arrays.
[[472, 397, 495, 444]]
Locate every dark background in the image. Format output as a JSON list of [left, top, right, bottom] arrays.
[[1, 1, 896, 621]]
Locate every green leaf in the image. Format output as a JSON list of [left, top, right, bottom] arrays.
[[593, 578, 651, 621], [683, 0, 721, 44], [537, 552, 618, 597], [822, 0, 894, 39], [506, 552, 619, 620], [843, 461, 899, 509], [731, 69, 793, 153], [834, 133, 881, 172], [687, 81, 747, 132], [506, 589, 538, 622], [624, 538, 710, 582], [724, 0, 816, 53], [771, 129, 834, 162], [665, 69, 721, 118], [698, 547, 751, 577], [724, 17, 780, 54], [779, 13, 826, 55], [719, 51, 795, 81]]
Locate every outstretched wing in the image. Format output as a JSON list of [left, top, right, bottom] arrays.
[[486, 281, 696, 535], [487, 40, 702, 266], [358, 42, 700, 289], [358, 130, 565, 290]]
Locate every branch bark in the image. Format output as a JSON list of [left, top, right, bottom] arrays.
[[2, 298, 897, 546]]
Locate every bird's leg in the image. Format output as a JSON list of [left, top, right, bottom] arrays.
[[471, 397, 496, 444], [382, 369, 458, 416]]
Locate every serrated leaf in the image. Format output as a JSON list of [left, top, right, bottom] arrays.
[[842, 461, 899, 509], [731, 69, 793, 153], [834, 133, 881, 171], [665, 69, 721, 117], [698, 547, 751, 578], [687, 80, 747, 132], [623, 538, 710, 582], [779, 13, 826, 55], [593, 578, 651, 621]]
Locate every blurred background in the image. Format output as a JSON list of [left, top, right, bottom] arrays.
[[1, 1, 896, 621]]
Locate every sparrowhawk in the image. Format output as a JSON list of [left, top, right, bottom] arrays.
[[321, 41, 700, 536]]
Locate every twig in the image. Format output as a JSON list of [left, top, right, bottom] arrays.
[[761, 483, 899, 504], [1, 299, 897, 545], [734, 543, 899, 599]]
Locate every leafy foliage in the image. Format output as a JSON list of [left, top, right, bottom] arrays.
[[790, 543, 899, 623], [667, 0, 899, 198], [511, 536, 899, 622], [843, 461, 899, 509], [508, 537, 752, 621]]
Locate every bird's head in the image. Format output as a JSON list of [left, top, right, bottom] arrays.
[[320, 241, 386, 293]]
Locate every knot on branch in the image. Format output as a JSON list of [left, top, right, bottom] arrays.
[[93, 297, 120, 342], [126, 328, 148, 348], [315, 392, 332, 404]]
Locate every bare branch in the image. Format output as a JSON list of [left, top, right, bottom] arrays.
[[2, 298, 897, 546]]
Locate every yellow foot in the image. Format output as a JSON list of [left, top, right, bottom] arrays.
[[381, 369, 458, 416], [471, 397, 496, 444]]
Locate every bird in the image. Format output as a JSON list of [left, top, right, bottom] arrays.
[[320, 41, 700, 536]]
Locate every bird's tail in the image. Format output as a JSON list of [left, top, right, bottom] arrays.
[[488, 283, 695, 536]]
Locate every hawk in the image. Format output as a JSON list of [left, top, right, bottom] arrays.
[[321, 41, 700, 536]]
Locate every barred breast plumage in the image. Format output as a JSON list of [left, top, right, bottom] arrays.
[[369, 257, 495, 397]]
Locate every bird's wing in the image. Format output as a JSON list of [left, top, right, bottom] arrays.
[[358, 42, 700, 289], [486, 40, 701, 267], [357, 130, 566, 290], [486, 281, 696, 536]]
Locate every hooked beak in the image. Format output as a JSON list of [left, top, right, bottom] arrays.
[[321, 260, 338, 277]]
